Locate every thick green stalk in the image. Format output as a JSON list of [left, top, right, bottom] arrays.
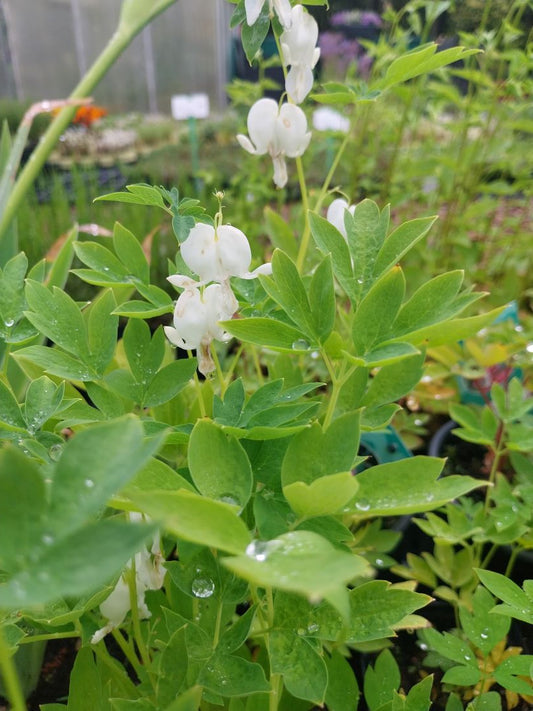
[[0, 624, 26, 711], [0, 0, 177, 242]]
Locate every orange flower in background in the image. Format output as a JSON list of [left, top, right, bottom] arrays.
[[52, 104, 107, 127], [72, 105, 107, 127]]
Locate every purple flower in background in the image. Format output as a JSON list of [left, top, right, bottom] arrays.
[[330, 10, 382, 28]]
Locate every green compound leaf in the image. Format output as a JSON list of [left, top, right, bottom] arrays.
[[269, 630, 328, 704], [223, 530, 370, 604], [349, 456, 486, 518], [132, 489, 251, 555], [221, 316, 312, 352], [188, 419, 253, 510]]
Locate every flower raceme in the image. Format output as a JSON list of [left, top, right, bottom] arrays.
[[280, 5, 320, 104], [245, 0, 292, 28], [237, 98, 311, 188], [164, 221, 271, 374]]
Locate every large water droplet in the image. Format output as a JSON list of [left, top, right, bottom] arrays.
[[4, 317, 15, 328], [480, 631, 488, 640], [355, 498, 370, 512], [292, 339, 309, 351], [307, 623, 320, 634], [191, 577, 215, 599], [49, 443, 63, 461]]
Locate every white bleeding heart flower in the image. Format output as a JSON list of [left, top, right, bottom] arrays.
[[245, 0, 292, 28], [91, 516, 166, 644], [237, 98, 311, 188], [280, 5, 320, 104], [175, 223, 271, 283], [164, 283, 237, 353], [326, 198, 356, 239]]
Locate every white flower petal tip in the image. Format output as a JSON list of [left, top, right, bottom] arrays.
[[243, 263, 273, 279], [312, 107, 350, 133], [236, 134, 257, 154], [167, 274, 199, 290]]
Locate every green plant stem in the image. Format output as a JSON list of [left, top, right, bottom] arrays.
[[111, 627, 144, 679], [295, 155, 311, 272], [127, 564, 153, 677], [479, 542, 499, 570], [212, 600, 224, 650], [504, 546, 520, 579], [18, 630, 79, 645], [264, 586, 282, 711], [0, 0, 177, 242], [314, 132, 351, 214], [0, 623, 26, 711], [210, 344, 226, 396]]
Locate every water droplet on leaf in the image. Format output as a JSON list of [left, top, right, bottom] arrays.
[[292, 339, 309, 351], [191, 577, 215, 598], [355, 498, 370, 512], [49, 443, 63, 461]]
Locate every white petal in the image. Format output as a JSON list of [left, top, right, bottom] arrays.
[[163, 325, 187, 349], [280, 5, 319, 68], [247, 98, 279, 155], [216, 225, 252, 278], [272, 0, 292, 28], [180, 223, 219, 282], [245, 0, 265, 25], [242, 262, 273, 279], [285, 65, 314, 104], [99, 578, 130, 628], [272, 155, 288, 188], [167, 274, 200, 290], [170, 289, 210, 350], [275, 103, 310, 157], [236, 133, 257, 155]]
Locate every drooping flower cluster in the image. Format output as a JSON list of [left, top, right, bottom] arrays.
[[165, 220, 271, 374], [280, 5, 320, 104], [327, 198, 355, 239], [91, 514, 166, 644], [238, 4, 320, 187]]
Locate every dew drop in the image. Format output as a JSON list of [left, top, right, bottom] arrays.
[[246, 539, 281, 562], [464, 654, 472, 662], [84, 478, 95, 489], [375, 558, 384, 567], [4, 317, 15, 328], [418, 642, 428, 651], [41, 534, 54, 546], [480, 631, 488, 640], [49, 443, 63, 461], [292, 339, 309, 351], [191, 577, 215, 598], [355, 498, 370, 512], [307, 623, 319, 634], [218, 494, 239, 507]]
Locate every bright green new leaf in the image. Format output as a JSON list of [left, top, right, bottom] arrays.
[[73, 242, 130, 283], [284, 471, 359, 519], [13, 346, 97, 381], [476, 570, 533, 625], [95, 184, 166, 209], [281, 411, 360, 486], [346, 199, 389, 302], [188, 419, 253, 509]]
